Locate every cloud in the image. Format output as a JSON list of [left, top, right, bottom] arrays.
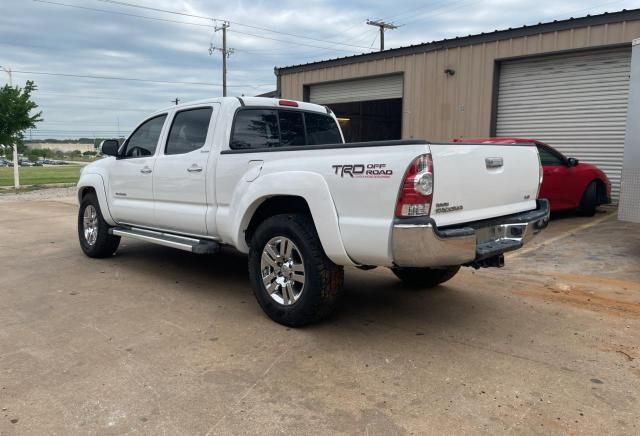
[[1, 0, 638, 138]]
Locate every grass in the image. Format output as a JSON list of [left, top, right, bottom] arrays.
[[0, 165, 82, 187]]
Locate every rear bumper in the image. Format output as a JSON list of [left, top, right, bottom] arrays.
[[391, 199, 550, 267]]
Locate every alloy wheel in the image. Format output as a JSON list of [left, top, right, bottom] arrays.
[[261, 236, 306, 305], [83, 205, 99, 246]]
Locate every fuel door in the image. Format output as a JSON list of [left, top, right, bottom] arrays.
[[244, 160, 263, 182]]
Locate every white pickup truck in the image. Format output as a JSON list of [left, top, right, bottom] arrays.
[[77, 97, 549, 326]]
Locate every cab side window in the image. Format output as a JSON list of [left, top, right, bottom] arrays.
[[122, 115, 167, 158], [537, 146, 564, 166], [166, 108, 213, 155]]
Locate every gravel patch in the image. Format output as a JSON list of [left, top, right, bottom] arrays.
[[0, 186, 77, 204]]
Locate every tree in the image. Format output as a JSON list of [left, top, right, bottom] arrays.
[[0, 80, 43, 152]]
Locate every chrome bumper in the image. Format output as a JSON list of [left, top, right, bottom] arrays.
[[391, 200, 550, 267]]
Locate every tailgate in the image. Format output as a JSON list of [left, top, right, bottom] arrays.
[[429, 143, 540, 226]]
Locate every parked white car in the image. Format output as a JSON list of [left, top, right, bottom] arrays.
[[77, 97, 549, 326]]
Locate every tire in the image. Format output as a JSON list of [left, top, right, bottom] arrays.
[[391, 266, 461, 288], [248, 214, 344, 327], [78, 192, 120, 258], [577, 181, 598, 217]]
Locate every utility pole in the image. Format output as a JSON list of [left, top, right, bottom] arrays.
[[366, 19, 398, 51], [1, 66, 19, 189], [209, 21, 234, 97]]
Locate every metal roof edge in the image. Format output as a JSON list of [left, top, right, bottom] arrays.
[[276, 8, 640, 75]]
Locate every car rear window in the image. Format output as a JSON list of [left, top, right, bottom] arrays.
[[230, 108, 341, 150]]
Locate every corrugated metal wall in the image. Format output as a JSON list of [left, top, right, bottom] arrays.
[[497, 49, 631, 200], [279, 19, 640, 143]]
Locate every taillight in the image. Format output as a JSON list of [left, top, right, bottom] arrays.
[[395, 154, 433, 217], [536, 153, 543, 199]]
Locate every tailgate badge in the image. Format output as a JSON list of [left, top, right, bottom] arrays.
[[485, 157, 503, 168], [435, 202, 464, 214]]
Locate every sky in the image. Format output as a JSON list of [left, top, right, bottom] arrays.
[[1, 0, 639, 140]]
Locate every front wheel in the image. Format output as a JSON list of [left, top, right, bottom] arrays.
[[78, 193, 120, 258], [248, 214, 344, 327], [577, 181, 598, 217], [391, 266, 461, 288]]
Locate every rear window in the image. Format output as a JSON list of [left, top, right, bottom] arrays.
[[230, 109, 279, 149], [279, 110, 305, 146], [230, 108, 341, 150], [304, 112, 342, 145]]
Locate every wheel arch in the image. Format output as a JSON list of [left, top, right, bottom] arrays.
[[226, 172, 355, 266], [77, 174, 116, 226], [245, 196, 312, 244]]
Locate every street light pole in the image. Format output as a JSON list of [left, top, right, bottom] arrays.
[[1, 66, 19, 189]]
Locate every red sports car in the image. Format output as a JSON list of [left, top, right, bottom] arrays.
[[453, 137, 611, 215]]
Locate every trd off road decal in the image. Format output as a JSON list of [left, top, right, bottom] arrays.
[[332, 163, 393, 178]]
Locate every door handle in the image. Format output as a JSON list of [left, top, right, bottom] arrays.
[[187, 166, 203, 173], [140, 167, 152, 174]]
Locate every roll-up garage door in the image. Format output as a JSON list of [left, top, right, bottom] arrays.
[[496, 48, 631, 201], [309, 75, 403, 104]]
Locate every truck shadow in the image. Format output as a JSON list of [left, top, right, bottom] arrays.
[[111, 242, 493, 332]]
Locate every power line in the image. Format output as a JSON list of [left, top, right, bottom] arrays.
[[228, 29, 366, 53], [34, 0, 369, 54], [400, 0, 482, 27], [33, 0, 214, 27], [380, 0, 453, 23], [8, 69, 258, 87], [34, 0, 371, 51], [92, 0, 373, 50], [369, 33, 379, 50]]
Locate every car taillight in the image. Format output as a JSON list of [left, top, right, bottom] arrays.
[[395, 154, 433, 217], [537, 153, 543, 199]]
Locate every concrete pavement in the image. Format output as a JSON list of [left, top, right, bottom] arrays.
[[0, 198, 638, 435]]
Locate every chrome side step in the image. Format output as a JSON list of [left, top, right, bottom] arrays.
[[110, 226, 220, 254]]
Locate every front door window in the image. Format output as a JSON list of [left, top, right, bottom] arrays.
[[122, 115, 167, 158]]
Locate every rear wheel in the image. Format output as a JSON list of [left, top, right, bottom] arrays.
[[577, 181, 598, 217], [248, 214, 344, 327], [391, 266, 460, 288], [78, 193, 120, 258]]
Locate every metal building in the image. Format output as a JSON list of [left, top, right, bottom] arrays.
[[275, 10, 640, 200], [619, 38, 640, 222]]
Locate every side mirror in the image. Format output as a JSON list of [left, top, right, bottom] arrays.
[[100, 139, 120, 157], [567, 157, 579, 167]]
